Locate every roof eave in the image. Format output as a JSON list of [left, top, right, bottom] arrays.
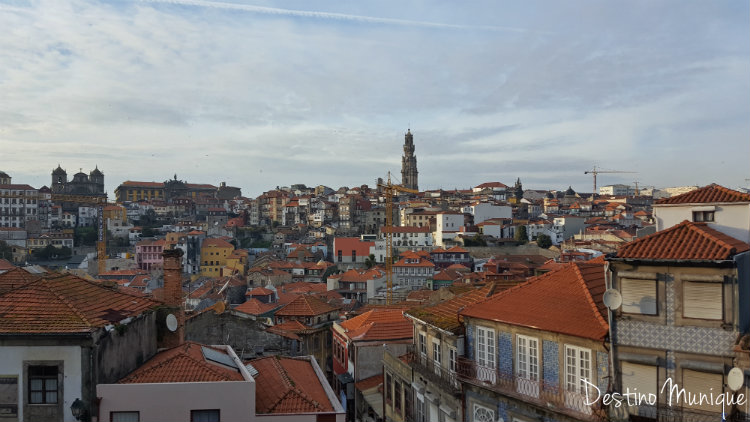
[[607, 257, 738, 267]]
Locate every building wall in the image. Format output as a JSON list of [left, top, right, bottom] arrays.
[[653, 203, 750, 243], [200, 244, 233, 276], [0, 345, 82, 422], [185, 311, 290, 360], [97, 381, 255, 422]]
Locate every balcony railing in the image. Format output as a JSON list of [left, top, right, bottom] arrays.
[[456, 356, 605, 421], [403, 345, 461, 394]]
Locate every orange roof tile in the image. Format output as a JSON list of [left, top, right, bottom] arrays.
[[275, 295, 337, 317], [251, 356, 334, 414], [393, 258, 435, 268], [446, 246, 468, 253], [339, 310, 413, 341], [355, 374, 384, 392], [119, 342, 244, 383], [656, 184, 750, 205], [460, 262, 608, 341], [616, 220, 749, 261], [0, 267, 41, 294], [234, 298, 279, 316], [202, 238, 234, 249], [248, 287, 275, 296], [0, 273, 159, 334], [406, 284, 497, 333], [0, 259, 16, 272]]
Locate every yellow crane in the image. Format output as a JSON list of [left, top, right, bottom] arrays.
[[584, 166, 636, 196], [377, 172, 418, 305]]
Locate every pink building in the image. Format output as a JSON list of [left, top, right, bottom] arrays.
[[135, 239, 166, 271]]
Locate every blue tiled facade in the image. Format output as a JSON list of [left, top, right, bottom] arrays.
[[466, 322, 474, 358], [596, 351, 608, 393], [543, 340, 559, 390], [498, 331, 513, 374]]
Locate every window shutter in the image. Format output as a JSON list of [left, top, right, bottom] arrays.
[[621, 362, 657, 396], [683, 282, 722, 320], [682, 369, 723, 412], [621, 278, 657, 315]]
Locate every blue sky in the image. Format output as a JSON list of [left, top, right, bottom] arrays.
[[1, 0, 748, 197]]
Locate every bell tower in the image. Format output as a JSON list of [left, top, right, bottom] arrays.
[[401, 129, 419, 191]]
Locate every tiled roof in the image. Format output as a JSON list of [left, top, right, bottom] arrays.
[[616, 220, 749, 261], [393, 258, 435, 268], [460, 262, 608, 341], [339, 310, 413, 341], [281, 281, 329, 294], [446, 246, 468, 253], [0, 267, 41, 294], [655, 184, 750, 205], [119, 342, 244, 383], [331, 268, 385, 283], [120, 181, 165, 188], [0, 273, 159, 334], [251, 356, 334, 414], [0, 259, 16, 272], [275, 295, 337, 317], [433, 269, 463, 281], [333, 237, 374, 257], [248, 287, 275, 296], [475, 182, 508, 189], [406, 284, 497, 333], [234, 298, 279, 316], [355, 374, 383, 392], [202, 238, 234, 249]]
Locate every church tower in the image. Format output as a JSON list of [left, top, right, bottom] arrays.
[[401, 129, 419, 191]]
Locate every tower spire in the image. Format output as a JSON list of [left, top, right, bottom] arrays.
[[401, 129, 418, 191]]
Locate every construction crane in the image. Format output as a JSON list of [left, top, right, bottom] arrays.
[[377, 172, 418, 305], [584, 166, 636, 196], [49, 194, 109, 274]]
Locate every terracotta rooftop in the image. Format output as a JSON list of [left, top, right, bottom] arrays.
[[119, 342, 244, 383], [616, 220, 749, 261], [202, 238, 234, 249], [656, 184, 750, 205], [406, 284, 497, 333], [355, 374, 384, 392], [251, 356, 335, 414], [330, 268, 385, 283], [0, 259, 15, 272], [0, 273, 160, 334], [275, 295, 338, 317], [234, 298, 279, 316], [247, 287, 275, 296], [339, 309, 413, 341], [0, 267, 41, 294], [381, 226, 431, 233], [460, 261, 608, 341]]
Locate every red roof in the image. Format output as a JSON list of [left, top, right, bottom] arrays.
[[275, 295, 337, 317], [406, 284, 497, 332], [119, 342, 244, 383], [234, 298, 279, 316], [394, 258, 435, 268], [475, 182, 508, 189], [617, 220, 749, 261], [120, 181, 165, 188], [247, 287, 275, 296], [331, 268, 385, 283], [339, 309, 413, 341], [0, 267, 40, 294], [0, 259, 15, 272], [460, 262, 608, 341], [202, 238, 234, 249], [656, 184, 750, 205], [355, 374, 384, 392], [251, 356, 334, 414], [0, 273, 159, 334]]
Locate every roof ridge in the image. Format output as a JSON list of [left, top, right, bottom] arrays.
[[687, 223, 734, 252], [570, 263, 609, 332]]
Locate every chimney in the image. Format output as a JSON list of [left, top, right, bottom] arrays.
[[161, 248, 184, 347]]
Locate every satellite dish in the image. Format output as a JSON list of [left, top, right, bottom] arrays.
[[603, 289, 622, 310], [728, 367, 744, 391], [165, 313, 178, 332], [214, 301, 226, 314]]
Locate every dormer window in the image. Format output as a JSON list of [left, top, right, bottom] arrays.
[[692, 211, 714, 222]]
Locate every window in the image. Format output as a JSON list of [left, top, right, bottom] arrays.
[[432, 339, 441, 375], [28, 365, 58, 404], [692, 211, 715, 222], [683, 369, 723, 412], [404, 385, 413, 420], [419, 332, 427, 356], [473, 404, 495, 422], [565, 345, 592, 395], [620, 278, 657, 315], [516, 335, 539, 397], [476, 326, 496, 382], [683, 281, 723, 320], [621, 361, 657, 408], [449, 347, 457, 372], [111, 411, 140, 422], [394, 380, 402, 413], [191, 409, 220, 422], [415, 394, 425, 422], [385, 372, 392, 403]]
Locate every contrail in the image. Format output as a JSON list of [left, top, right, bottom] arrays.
[[138, 0, 535, 33]]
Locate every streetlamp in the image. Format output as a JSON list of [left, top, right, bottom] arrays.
[[70, 398, 86, 421]]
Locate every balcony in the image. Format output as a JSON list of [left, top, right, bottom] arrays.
[[402, 345, 461, 395], [456, 356, 605, 422]]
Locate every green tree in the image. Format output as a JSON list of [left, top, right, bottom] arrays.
[[75, 227, 98, 247], [536, 234, 552, 249], [463, 234, 487, 247], [364, 254, 377, 269], [514, 226, 528, 244]]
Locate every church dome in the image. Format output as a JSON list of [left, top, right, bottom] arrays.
[[72, 171, 89, 183]]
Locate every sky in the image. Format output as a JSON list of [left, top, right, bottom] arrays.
[[1, 0, 748, 198]]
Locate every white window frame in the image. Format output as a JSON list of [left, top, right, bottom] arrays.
[[449, 347, 457, 373], [564, 345, 592, 394], [472, 403, 495, 422], [516, 334, 539, 398], [419, 332, 427, 356], [476, 326, 496, 383], [432, 338, 442, 376]]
